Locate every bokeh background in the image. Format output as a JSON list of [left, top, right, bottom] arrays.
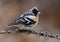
[[0, 0, 60, 42]]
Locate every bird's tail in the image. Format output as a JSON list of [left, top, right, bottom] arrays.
[[6, 17, 25, 28]]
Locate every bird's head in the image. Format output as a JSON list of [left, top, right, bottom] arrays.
[[28, 7, 40, 16], [32, 7, 40, 16]]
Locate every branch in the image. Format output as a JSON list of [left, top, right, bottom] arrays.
[[0, 29, 60, 40]]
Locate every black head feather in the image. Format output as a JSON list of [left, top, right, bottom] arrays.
[[32, 8, 39, 16]]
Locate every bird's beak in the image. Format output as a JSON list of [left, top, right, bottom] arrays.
[[38, 12, 40, 14]]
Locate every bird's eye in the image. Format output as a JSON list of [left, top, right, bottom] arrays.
[[32, 9, 38, 16]]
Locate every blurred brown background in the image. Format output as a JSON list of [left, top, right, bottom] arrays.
[[0, 0, 60, 42]]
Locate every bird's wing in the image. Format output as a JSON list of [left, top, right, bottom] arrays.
[[20, 12, 34, 17], [8, 17, 25, 26], [25, 16, 37, 21]]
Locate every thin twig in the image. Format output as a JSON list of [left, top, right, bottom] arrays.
[[0, 29, 60, 40]]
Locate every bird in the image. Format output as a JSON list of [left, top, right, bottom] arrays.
[[7, 7, 40, 28]]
